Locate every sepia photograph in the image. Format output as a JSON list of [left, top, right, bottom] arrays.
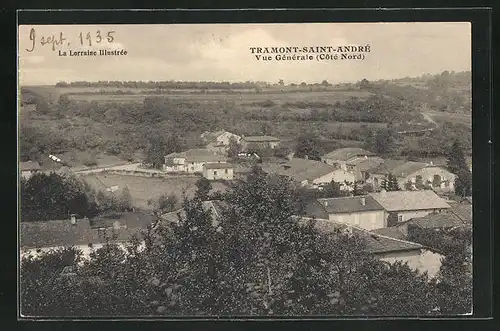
[[18, 20, 473, 318]]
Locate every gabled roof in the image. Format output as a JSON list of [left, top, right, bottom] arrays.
[[262, 158, 339, 182], [349, 157, 385, 172], [242, 135, 280, 142], [371, 227, 407, 240], [165, 149, 227, 163], [300, 217, 424, 254], [201, 130, 239, 143], [20, 161, 41, 171], [317, 196, 385, 214], [203, 162, 234, 170], [20, 212, 158, 249], [404, 212, 466, 229], [367, 160, 443, 178], [322, 148, 375, 162], [369, 190, 451, 212]]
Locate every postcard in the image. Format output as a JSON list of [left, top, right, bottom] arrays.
[[18, 20, 473, 318]]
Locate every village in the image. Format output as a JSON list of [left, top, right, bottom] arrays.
[[20, 128, 472, 279]]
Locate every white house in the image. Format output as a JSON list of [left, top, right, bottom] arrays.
[[301, 217, 444, 278], [304, 195, 386, 230], [163, 149, 227, 173], [369, 190, 451, 225], [262, 158, 355, 190], [201, 130, 241, 152], [365, 160, 457, 193], [202, 162, 234, 180]]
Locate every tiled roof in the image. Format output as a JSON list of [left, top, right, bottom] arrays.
[[262, 158, 338, 182], [322, 148, 375, 161], [367, 160, 440, 178], [404, 210, 469, 229], [20, 161, 41, 171], [242, 135, 280, 142], [371, 227, 407, 240], [203, 162, 234, 169], [369, 190, 451, 212], [317, 196, 385, 214], [165, 149, 227, 163], [20, 212, 158, 249], [300, 217, 423, 254], [349, 157, 385, 172], [447, 202, 472, 224]]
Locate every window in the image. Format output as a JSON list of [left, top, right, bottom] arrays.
[[225, 169, 228, 174], [214, 171, 218, 176], [191, 162, 194, 165], [398, 215, 403, 222]]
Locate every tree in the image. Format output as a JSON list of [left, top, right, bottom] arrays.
[[321, 80, 329, 87], [366, 128, 397, 156], [295, 133, 321, 160], [387, 174, 401, 191], [145, 135, 184, 169], [454, 168, 472, 197], [227, 137, 242, 158], [446, 140, 467, 175], [194, 177, 212, 201], [118, 187, 133, 211]]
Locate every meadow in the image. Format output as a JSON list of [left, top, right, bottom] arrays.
[[81, 173, 230, 210]]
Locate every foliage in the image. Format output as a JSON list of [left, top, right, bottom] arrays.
[[148, 193, 178, 214], [20, 166, 472, 316], [21, 173, 94, 221], [295, 133, 322, 160], [144, 135, 184, 169], [381, 174, 401, 192], [227, 137, 242, 158], [194, 177, 212, 201]]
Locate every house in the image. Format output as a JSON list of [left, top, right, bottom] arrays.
[[200, 130, 241, 152], [346, 156, 385, 182], [20, 161, 42, 179], [304, 195, 386, 230], [202, 162, 234, 181], [163, 149, 227, 173], [365, 160, 457, 193], [301, 217, 443, 278], [20, 212, 158, 259], [262, 158, 356, 190], [321, 148, 376, 171], [369, 190, 451, 225], [240, 135, 281, 150]]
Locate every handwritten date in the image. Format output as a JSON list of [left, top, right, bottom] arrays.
[[26, 28, 116, 52]]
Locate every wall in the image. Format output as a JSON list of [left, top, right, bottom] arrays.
[[203, 168, 234, 180], [396, 209, 445, 223], [328, 209, 386, 230], [366, 173, 387, 191], [378, 249, 443, 278], [165, 160, 224, 174], [242, 141, 280, 151], [321, 158, 347, 171]]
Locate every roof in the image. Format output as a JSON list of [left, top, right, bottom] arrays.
[[20, 212, 158, 249], [242, 135, 280, 142], [20, 161, 41, 171], [367, 160, 438, 178], [300, 217, 424, 254], [369, 190, 451, 212], [203, 162, 234, 170], [317, 196, 385, 214], [201, 130, 238, 143], [262, 158, 338, 182], [447, 202, 472, 224], [322, 148, 375, 162], [165, 149, 227, 163], [348, 157, 385, 172], [371, 227, 407, 240], [404, 212, 466, 229]]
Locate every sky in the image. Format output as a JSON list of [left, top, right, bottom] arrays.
[[18, 22, 471, 86]]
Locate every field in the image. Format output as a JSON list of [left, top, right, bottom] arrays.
[[424, 111, 472, 127], [65, 90, 374, 103], [81, 173, 230, 210]]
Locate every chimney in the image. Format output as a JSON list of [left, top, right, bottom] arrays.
[[360, 197, 366, 206]]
